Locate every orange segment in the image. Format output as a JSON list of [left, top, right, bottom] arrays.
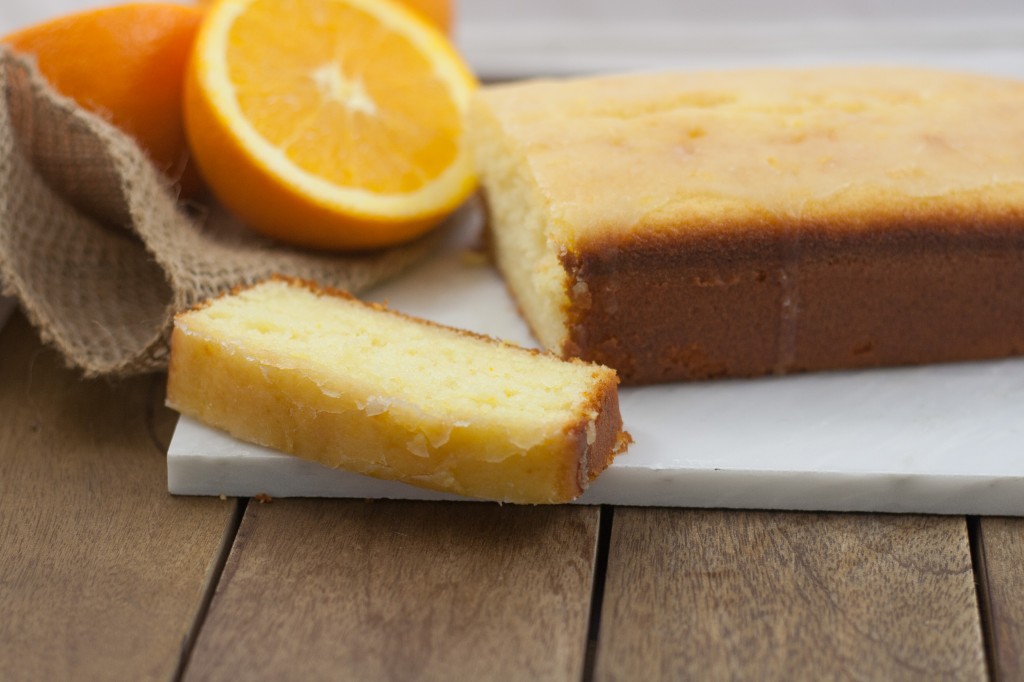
[[4, 3, 204, 197], [185, 0, 477, 251]]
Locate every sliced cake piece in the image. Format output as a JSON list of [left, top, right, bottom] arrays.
[[166, 278, 628, 504]]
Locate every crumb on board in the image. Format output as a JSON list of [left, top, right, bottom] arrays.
[[254, 493, 273, 503]]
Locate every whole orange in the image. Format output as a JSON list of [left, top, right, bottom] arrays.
[[4, 3, 204, 197]]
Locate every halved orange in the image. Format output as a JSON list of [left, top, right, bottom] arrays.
[[185, 0, 478, 251]]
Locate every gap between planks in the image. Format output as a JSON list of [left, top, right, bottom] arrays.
[[173, 498, 249, 682], [582, 505, 614, 682], [971, 516, 1024, 682]]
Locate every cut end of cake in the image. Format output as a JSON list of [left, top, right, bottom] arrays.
[[166, 277, 629, 504], [468, 105, 574, 357]]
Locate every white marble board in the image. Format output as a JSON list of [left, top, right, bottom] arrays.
[[168, 205, 1024, 515]]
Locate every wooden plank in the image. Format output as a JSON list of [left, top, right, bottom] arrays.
[[976, 517, 1024, 679], [0, 313, 239, 681], [594, 508, 986, 681], [185, 500, 599, 681]]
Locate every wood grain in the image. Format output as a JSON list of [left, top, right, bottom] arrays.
[[976, 517, 1024, 680], [594, 508, 986, 681], [185, 499, 599, 681], [0, 313, 239, 681]]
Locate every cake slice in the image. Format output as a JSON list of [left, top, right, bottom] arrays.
[[166, 278, 628, 504], [469, 67, 1024, 383]]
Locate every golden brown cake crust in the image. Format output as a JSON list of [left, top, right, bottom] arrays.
[[561, 205, 1024, 383], [583, 375, 630, 482]]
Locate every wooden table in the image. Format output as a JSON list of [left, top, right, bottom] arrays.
[[2, 310, 1022, 681]]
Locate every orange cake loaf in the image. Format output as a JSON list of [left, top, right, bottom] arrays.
[[166, 278, 628, 504], [468, 67, 1024, 384]]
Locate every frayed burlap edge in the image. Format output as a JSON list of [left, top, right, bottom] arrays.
[[0, 46, 445, 378]]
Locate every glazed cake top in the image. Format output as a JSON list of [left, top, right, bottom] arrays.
[[470, 68, 1024, 245]]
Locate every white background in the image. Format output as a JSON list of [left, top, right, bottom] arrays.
[[3, 1, 1023, 78]]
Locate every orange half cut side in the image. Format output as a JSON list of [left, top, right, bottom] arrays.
[[186, 0, 478, 250]]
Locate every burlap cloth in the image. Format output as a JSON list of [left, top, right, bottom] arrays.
[[0, 47, 444, 377]]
